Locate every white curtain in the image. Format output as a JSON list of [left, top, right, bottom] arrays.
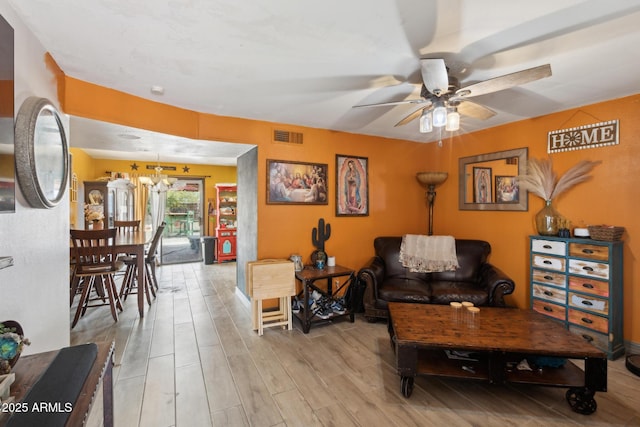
[[149, 186, 167, 231]]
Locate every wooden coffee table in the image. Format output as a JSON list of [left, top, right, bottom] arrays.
[[388, 303, 607, 415]]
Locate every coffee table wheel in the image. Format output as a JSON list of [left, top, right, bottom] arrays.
[[566, 387, 597, 415], [400, 376, 414, 398]]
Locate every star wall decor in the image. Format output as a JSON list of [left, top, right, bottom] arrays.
[[130, 163, 139, 170], [183, 166, 190, 173]]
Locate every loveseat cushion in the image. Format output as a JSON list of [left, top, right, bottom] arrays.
[[378, 277, 432, 304], [374, 236, 429, 281], [429, 280, 489, 306], [430, 239, 490, 283]]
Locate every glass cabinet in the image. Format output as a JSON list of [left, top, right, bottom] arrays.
[[83, 179, 135, 228]]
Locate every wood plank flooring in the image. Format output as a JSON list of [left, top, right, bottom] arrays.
[[71, 262, 640, 427]]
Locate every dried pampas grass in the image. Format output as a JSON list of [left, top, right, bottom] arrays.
[[518, 158, 601, 201]]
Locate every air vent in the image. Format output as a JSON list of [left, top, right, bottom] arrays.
[[273, 129, 303, 144]]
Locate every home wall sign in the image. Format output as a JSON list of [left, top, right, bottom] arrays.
[[548, 120, 618, 153]]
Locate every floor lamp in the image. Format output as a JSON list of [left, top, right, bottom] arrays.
[[416, 172, 448, 236]]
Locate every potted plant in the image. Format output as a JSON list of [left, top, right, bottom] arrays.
[[0, 321, 30, 375]]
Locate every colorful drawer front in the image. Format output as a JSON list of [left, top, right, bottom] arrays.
[[569, 325, 609, 352], [568, 276, 609, 298], [532, 284, 566, 305], [532, 299, 566, 321], [532, 254, 566, 272], [568, 258, 609, 280], [568, 309, 608, 334], [569, 242, 609, 262], [532, 239, 566, 256], [569, 292, 608, 316], [532, 269, 566, 288]]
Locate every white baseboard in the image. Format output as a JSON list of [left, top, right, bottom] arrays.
[[235, 287, 250, 307]]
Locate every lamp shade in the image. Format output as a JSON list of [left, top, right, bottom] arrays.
[[432, 105, 447, 127], [419, 110, 433, 133], [446, 110, 460, 131]]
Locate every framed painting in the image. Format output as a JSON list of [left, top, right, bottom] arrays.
[[495, 175, 519, 203], [335, 154, 368, 216], [266, 159, 328, 204], [473, 167, 492, 203]]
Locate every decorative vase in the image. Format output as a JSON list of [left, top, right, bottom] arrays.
[[535, 200, 562, 236], [92, 220, 103, 230]]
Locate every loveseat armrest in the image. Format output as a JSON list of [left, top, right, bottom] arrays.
[[357, 256, 385, 319], [478, 263, 516, 307]]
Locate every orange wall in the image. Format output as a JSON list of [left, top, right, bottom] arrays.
[[61, 76, 640, 345], [420, 95, 640, 345]]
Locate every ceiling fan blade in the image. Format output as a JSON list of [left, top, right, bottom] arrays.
[[453, 64, 551, 99], [353, 98, 428, 109], [394, 104, 432, 127], [457, 101, 496, 121], [420, 59, 449, 96]]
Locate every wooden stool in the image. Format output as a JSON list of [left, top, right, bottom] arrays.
[[247, 259, 295, 336]]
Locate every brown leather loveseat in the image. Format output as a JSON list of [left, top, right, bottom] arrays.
[[357, 236, 515, 322]]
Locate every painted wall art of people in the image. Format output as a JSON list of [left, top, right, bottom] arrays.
[[336, 155, 368, 216]]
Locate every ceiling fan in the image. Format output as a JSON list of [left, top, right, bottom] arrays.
[[353, 59, 552, 133]]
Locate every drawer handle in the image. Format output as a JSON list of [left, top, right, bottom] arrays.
[[582, 266, 594, 272], [543, 244, 552, 249], [581, 300, 593, 306], [543, 291, 554, 297], [582, 249, 594, 254], [582, 283, 594, 289], [543, 306, 553, 312], [581, 334, 594, 342], [543, 260, 552, 265], [581, 317, 593, 324], [544, 275, 554, 281]]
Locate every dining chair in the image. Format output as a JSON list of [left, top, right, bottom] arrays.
[[114, 220, 140, 233], [120, 222, 166, 303], [69, 228, 124, 328]]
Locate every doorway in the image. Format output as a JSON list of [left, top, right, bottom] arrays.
[[161, 178, 204, 264]]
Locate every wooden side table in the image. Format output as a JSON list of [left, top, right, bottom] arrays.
[[294, 264, 355, 333]]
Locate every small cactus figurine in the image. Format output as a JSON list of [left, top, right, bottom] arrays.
[[312, 218, 331, 252], [311, 218, 331, 268]]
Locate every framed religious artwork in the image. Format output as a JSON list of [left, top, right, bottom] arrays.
[[335, 154, 368, 216], [266, 159, 328, 205], [472, 167, 492, 203], [495, 175, 519, 203]]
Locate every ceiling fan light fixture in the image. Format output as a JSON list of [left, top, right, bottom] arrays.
[[432, 104, 447, 127], [419, 110, 433, 133], [446, 109, 460, 131]]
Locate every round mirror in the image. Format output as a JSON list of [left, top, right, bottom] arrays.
[[15, 97, 69, 208]]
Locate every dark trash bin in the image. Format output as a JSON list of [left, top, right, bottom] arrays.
[[202, 236, 217, 264]]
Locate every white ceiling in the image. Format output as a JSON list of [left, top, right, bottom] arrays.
[[9, 0, 640, 165]]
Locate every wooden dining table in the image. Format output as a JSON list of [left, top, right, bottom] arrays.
[[71, 229, 152, 318]]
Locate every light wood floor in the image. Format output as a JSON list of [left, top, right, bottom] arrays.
[[71, 262, 640, 427]]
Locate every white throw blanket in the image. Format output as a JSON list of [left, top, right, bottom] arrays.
[[399, 234, 459, 273]]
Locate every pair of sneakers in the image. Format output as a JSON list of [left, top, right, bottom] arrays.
[[291, 297, 302, 314], [330, 298, 346, 315]]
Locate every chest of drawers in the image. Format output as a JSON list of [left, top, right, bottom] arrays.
[[529, 235, 624, 359]]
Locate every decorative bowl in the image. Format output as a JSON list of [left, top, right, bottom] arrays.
[[416, 172, 448, 188]]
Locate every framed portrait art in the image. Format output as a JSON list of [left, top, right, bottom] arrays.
[[495, 175, 519, 203], [335, 154, 368, 216], [266, 159, 328, 205], [473, 167, 492, 203]]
